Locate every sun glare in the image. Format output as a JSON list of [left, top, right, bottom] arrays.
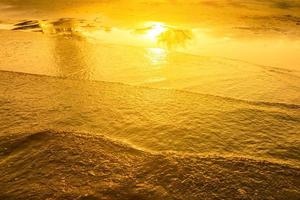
[[146, 47, 167, 66], [145, 22, 167, 41]]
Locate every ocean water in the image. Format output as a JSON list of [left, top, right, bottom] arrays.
[[0, 70, 299, 199], [1, 130, 300, 199], [0, 28, 299, 105], [1, 71, 299, 166], [0, 0, 300, 199]]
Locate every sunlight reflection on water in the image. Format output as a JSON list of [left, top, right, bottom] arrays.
[[146, 48, 168, 66], [0, 0, 300, 173], [0, 0, 300, 104]]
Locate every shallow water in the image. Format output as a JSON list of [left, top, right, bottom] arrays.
[[1, 130, 300, 199], [1, 1, 300, 105], [0, 71, 300, 198], [0, 0, 300, 191], [1, 71, 299, 167], [0, 1, 300, 199]]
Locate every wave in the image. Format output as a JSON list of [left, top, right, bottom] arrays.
[[1, 69, 300, 109], [0, 130, 300, 200], [0, 70, 300, 166]]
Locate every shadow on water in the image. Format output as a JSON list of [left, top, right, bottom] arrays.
[[12, 18, 95, 79], [45, 19, 94, 80]]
